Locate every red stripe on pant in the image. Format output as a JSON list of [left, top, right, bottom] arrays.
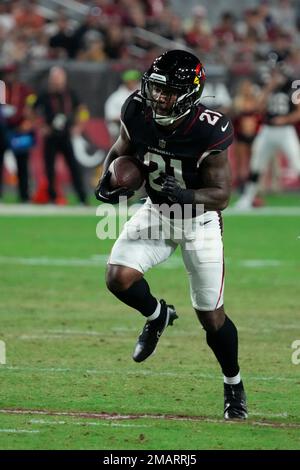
[[215, 252, 225, 310]]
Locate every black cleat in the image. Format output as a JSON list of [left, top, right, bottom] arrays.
[[132, 299, 178, 363], [224, 382, 248, 420]]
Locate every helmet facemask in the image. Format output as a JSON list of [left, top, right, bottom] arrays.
[[141, 74, 203, 126]]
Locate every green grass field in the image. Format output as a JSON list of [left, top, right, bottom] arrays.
[[0, 203, 300, 450]]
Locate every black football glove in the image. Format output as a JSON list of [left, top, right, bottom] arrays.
[[95, 170, 134, 204], [160, 173, 194, 205]]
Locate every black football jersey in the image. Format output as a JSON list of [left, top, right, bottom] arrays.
[[121, 91, 234, 205], [264, 79, 296, 125]]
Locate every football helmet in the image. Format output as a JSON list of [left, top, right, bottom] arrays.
[[141, 49, 206, 126]]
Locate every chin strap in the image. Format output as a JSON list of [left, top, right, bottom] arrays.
[[153, 108, 191, 126]]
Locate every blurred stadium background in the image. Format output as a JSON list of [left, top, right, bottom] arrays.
[[0, 0, 300, 203], [0, 0, 300, 451]]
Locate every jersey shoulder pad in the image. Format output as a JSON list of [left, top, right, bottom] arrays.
[[120, 91, 143, 125], [206, 111, 234, 152]]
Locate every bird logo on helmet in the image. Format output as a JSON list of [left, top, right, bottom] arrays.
[[141, 49, 206, 126]]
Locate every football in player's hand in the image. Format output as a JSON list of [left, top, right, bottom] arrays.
[[109, 156, 145, 191]]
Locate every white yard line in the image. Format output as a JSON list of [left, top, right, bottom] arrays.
[[5, 319, 298, 342], [250, 412, 289, 418], [15, 334, 132, 342], [0, 409, 299, 429], [50, 329, 112, 336], [0, 428, 40, 434], [29, 418, 153, 428], [1, 203, 300, 216], [239, 260, 283, 267], [0, 255, 182, 268], [0, 365, 297, 383], [0, 255, 296, 269], [226, 207, 300, 216], [0, 203, 96, 216], [0, 256, 107, 267]]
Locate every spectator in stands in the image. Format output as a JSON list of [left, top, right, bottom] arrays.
[[257, 2, 278, 41], [13, 0, 45, 32], [104, 69, 141, 142], [271, 0, 296, 34], [237, 8, 268, 42], [1, 30, 30, 65], [0, 1, 15, 35], [104, 22, 126, 59], [72, 7, 106, 59], [150, 8, 184, 44], [268, 31, 292, 63], [29, 30, 49, 61], [213, 12, 238, 47], [162, 13, 184, 43], [184, 6, 214, 54], [232, 79, 261, 193], [0, 63, 34, 202], [32, 66, 87, 205], [49, 12, 76, 59], [77, 30, 107, 62]]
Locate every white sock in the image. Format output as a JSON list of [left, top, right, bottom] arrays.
[[243, 181, 259, 205], [224, 372, 241, 385], [147, 301, 161, 321]]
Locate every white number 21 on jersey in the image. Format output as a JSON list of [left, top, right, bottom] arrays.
[[199, 109, 222, 126], [144, 152, 186, 192]]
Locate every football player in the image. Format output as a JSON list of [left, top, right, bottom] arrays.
[[235, 58, 300, 209], [95, 50, 247, 420]]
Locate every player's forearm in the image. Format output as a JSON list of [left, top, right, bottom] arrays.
[[102, 146, 120, 173], [102, 124, 135, 173], [271, 110, 300, 126], [283, 111, 300, 125], [193, 187, 230, 211]]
